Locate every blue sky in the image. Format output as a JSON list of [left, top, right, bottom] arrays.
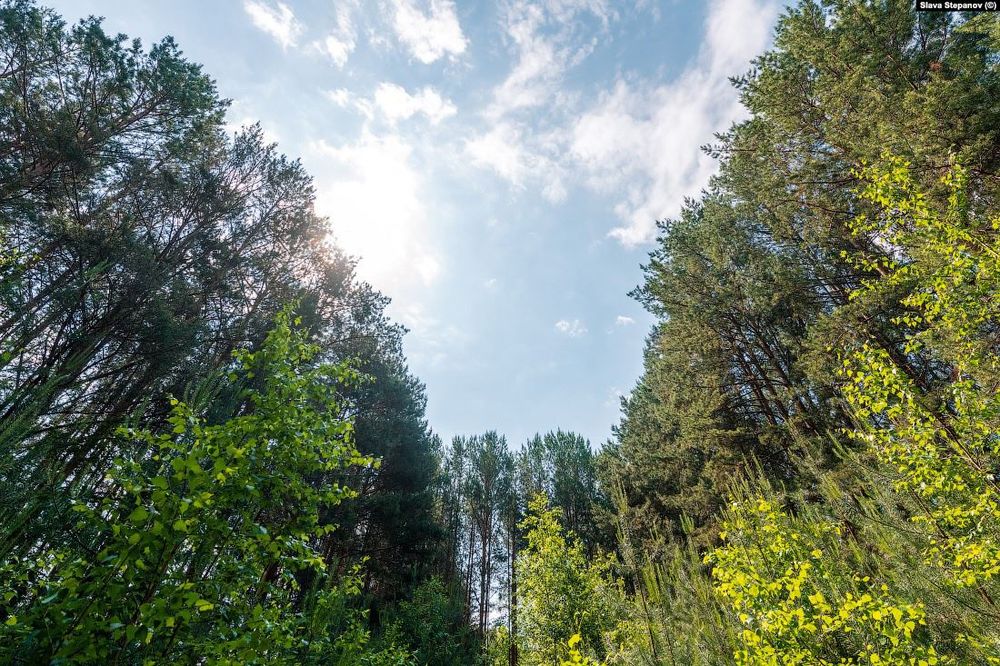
[[47, 0, 781, 448]]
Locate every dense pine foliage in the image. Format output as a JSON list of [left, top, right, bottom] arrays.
[[1, 0, 999, 663]]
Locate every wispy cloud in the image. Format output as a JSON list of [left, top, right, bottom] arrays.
[[555, 319, 588, 337], [462, 0, 777, 247], [325, 88, 374, 120], [465, 124, 528, 186], [374, 83, 457, 124], [614, 315, 635, 326], [318, 35, 354, 66], [326, 84, 457, 125], [572, 0, 779, 245], [243, 0, 302, 50], [464, 122, 567, 202], [390, 0, 468, 64], [464, 0, 608, 201], [488, 0, 612, 119], [315, 3, 358, 67]]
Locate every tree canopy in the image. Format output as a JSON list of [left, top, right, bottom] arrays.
[[1, 1, 999, 664]]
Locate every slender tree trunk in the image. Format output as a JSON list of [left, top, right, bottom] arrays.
[[508, 524, 518, 666], [465, 523, 476, 623]]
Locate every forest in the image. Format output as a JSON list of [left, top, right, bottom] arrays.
[[0, 0, 998, 663]]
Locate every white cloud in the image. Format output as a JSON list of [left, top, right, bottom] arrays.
[[390, 0, 468, 64], [415, 254, 442, 284], [374, 83, 457, 124], [306, 132, 443, 294], [555, 319, 588, 337], [325, 88, 353, 108], [462, 0, 777, 246], [325, 88, 374, 119], [489, 3, 558, 116], [465, 124, 529, 186], [326, 84, 457, 125], [464, 123, 567, 202], [484, 278, 498, 289], [464, 0, 608, 201], [243, 0, 302, 50], [318, 35, 355, 67], [572, 0, 779, 245], [488, 0, 611, 119], [315, 3, 358, 67], [614, 315, 635, 326]]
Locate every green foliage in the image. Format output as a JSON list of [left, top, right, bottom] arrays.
[[0, 2, 442, 662], [520, 431, 608, 554], [356, 626, 419, 666], [561, 634, 604, 666], [608, 483, 737, 665], [607, 0, 1000, 552], [693, 158, 1000, 665], [0, 310, 386, 663], [381, 577, 480, 665], [517, 494, 623, 665], [597, 3, 1000, 663], [3, 0, 1000, 663], [707, 494, 941, 665], [842, 156, 1000, 590], [484, 625, 513, 666]]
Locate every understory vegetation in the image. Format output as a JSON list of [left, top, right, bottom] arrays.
[[1, 0, 998, 663]]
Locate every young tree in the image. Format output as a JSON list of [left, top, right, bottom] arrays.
[[466, 432, 511, 634], [0, 311, 381, 664], [520, 431, 607, 555], [516, 495, 620, 665]]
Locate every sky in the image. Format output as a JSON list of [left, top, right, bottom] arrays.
[[47, 0, 782, 448]]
